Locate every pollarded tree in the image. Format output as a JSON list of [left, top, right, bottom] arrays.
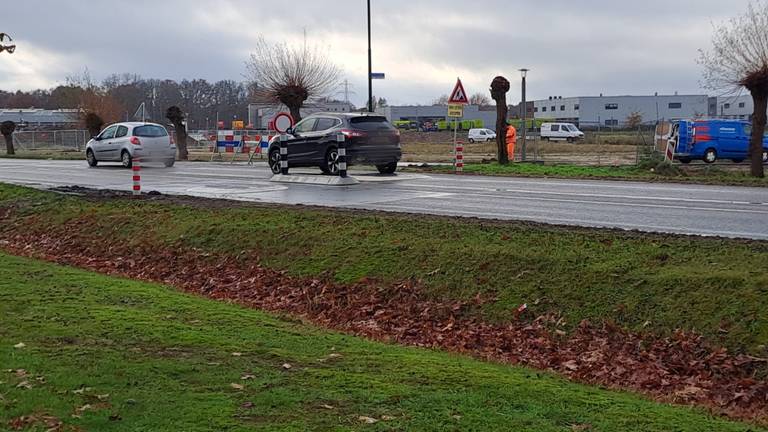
[[1, 121, 16, 155], [166, 106, 188, 160], [246, 37, 341, 123], [700, 2, 768, 177], [490, 76, 510, 165]]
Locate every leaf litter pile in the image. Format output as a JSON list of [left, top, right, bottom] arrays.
[[1, 212, 767, 424]]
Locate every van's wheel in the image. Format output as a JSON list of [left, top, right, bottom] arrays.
[[763, 151, 768, 163], [86, 149, 98, 167], [468, 138, 475, 143], [121, 150, 133, 168], [567, 137, 574, 143], [703, 148, 717, 164], [325, 147, 340, 175], [268, 148, 281, 174], [376, 162, 397, 174]]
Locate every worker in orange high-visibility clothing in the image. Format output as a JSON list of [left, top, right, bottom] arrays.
[[506, 124, 517, 162]]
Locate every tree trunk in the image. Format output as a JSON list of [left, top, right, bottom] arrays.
[[175, 123, 189, 160], [3, 134, 14, 155], [750, 90, 767, 178], [496, 101, 509, 165], [288, 105, 302, 124]]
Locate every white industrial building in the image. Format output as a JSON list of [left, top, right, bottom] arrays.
[[532, 94, 710, 127], [709, 94, 756, 119]]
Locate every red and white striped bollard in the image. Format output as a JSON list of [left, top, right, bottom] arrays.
[[455, 144, 464, 174], [132, 157, 141, 196]]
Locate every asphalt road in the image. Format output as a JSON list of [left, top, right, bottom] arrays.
[[1, 159, 767, 240]]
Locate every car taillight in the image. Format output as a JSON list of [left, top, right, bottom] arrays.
[[130, 136, 141, 145], [169, 134, 175, 145], [341, 129, 367, 138]]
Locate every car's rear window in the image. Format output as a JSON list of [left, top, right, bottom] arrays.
[[134, 125, 168, 137], [349, 116, 395, 131]]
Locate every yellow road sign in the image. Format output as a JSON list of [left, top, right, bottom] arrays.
[[448, 104, 463, 118]]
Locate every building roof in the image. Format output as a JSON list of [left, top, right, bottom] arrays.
[[0, 108, 80, 124]]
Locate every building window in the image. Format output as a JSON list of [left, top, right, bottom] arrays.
[[668, 102, 682, 109], [724, 103, 731, 109], [560, 105, 566, 111], [605, 103, 618, 110], [574, 104, 580, 110], [534, 107, 539, 112], [542, 107, 547, 112], [551, 106, 556, 112], [605, 119, 619, 126], [739, 102, 746, 108]]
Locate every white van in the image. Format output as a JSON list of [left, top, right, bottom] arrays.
[[540, 123, 584, 142], [467, 128, 496, 143]]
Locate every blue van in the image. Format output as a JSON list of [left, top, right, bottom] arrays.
[[670, 119, 768, 164]]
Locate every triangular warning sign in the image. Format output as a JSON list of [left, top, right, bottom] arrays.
[[449, 78, 469, 105]]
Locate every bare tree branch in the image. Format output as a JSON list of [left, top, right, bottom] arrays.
[[246, 36, 341, 122]]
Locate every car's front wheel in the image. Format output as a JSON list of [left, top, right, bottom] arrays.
[[324, 147, 340, 175], [376, 162, 397, 174], [121, 150, 133, 168], [164, 159, 175, 168], [268, 148, 281, 174], [86, 149, 98, 167]]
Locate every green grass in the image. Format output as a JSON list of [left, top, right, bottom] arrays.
[[1, 183, 768, 359], [412, 162, 768, 186], [0, 253, 762, 431]]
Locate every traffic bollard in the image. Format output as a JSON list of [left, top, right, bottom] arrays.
[[280, 134, 289, 175], [132, 156, 141, 196], [455, 144, 464, 174], [336, 133, 347, 178]]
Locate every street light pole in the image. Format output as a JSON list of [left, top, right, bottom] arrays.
[[367, 0, 373, 113], [519, 69, 529, 161]]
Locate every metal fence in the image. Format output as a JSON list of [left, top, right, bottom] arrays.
[[12, 130, 89, 152]]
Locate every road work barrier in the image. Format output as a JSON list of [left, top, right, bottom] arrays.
[[336, 133, 347, 178], [132, 157, 141, 196]]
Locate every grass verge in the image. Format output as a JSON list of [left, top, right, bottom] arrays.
[[0, 252, 763, 431], [409, 162, 768, 186], [0, 183, 767, 359]]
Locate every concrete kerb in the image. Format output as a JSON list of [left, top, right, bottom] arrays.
[[270, 174, 360, 186]]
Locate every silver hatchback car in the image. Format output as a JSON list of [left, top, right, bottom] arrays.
[[86, 122, 177, 168]]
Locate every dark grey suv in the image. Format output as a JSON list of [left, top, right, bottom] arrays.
[[268, 113, 401, 175]]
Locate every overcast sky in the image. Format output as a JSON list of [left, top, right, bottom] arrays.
[[0, 0, 755, 106]]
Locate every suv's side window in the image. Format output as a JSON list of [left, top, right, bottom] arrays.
[[100, 126, 118, 140], [115, 126, 129, 138], [294, 119, 317, 134], [314, 117, 339, 132]]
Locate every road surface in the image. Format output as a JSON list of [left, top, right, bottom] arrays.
[[1, 159, 767, 240]]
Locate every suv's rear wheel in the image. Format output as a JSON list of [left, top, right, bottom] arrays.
[[703, 148, 717, 164], [376, 162, 397, 175], [121, 150, 133, 168], [268, 148, 281, 174], [86, 149, 98, 167]]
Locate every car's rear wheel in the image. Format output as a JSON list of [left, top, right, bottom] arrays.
[[325, 147, 340, 175], [268, 148, 281, 174], [121, 150, 133, 168], [86, 149, 97, 167], [703, 148, 717, 164], [376, 162, 397, 174]]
